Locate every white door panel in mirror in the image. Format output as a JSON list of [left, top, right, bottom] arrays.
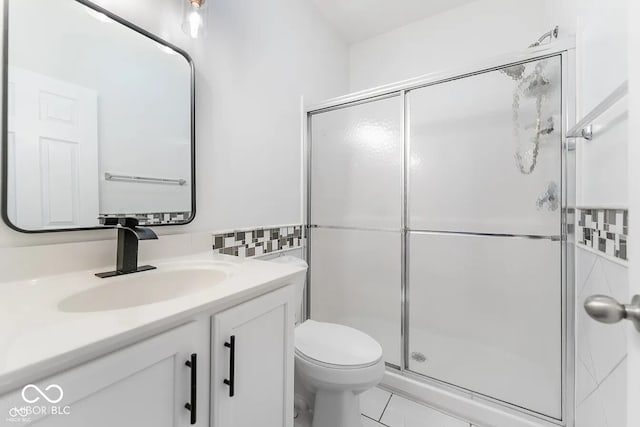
[[408, 232, 562, 418], [408, 56, 562, 236], [7, 68, 99, 230], [311, 96, 403, 230], [5, 0, 193, 231]]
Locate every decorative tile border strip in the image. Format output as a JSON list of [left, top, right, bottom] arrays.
[[213, 224, 304, 257], [100, 212, 191, 225], [577, 208, 628, 261]]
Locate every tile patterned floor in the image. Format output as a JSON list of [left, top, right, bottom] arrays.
[[360, 387, 472, 427]]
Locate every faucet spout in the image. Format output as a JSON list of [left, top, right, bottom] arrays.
[[122, 225, 158, 241], [95, 216, 158, 278]]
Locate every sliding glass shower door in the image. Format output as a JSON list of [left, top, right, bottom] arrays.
[[407, 56, 563, 419], [309, 95, 403, 367], [308, 54, 566, 421]]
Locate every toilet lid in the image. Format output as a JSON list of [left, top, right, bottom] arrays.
[[295, 320, 383, 368]]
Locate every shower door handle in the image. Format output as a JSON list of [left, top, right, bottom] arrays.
[[584, 294, 640, 332]]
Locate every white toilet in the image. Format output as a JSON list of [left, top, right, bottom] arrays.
[[271, 256, 385, 427]]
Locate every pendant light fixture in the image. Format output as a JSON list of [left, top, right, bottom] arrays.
[[182, 0, 208, 39]]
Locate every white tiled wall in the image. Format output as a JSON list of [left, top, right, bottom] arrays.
[[575, 247, 628, 427], [573, 0, 629, 425]]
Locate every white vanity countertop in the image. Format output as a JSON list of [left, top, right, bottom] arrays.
[[0, 252, 305, 395]]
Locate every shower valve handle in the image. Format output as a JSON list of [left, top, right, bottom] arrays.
[[584, 294, 640, 332]]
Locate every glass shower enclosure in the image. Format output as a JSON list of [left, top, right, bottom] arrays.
[[306, 50, 572, 425]]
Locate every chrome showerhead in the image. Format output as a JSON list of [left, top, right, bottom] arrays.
[[529, 26, 559, 48], [500, 26, 558, 84], [501, 64, 526, 81]]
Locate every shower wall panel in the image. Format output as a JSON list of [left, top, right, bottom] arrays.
[[408, 56, 562, 236], [310, 96, 403, 230], [408, 232, 562, 418], [310, 227, 402, 366]]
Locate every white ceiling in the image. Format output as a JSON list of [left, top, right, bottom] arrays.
[[310, 0, 478, 44]]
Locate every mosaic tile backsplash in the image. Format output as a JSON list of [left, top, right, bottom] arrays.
[[101, 212, 191, 225], [213, 225, 304, 257], [577, 208, 628, 261]]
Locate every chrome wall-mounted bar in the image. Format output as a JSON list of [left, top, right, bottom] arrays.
[[567, 80, 628, 140], [104, 172, 187, 186]]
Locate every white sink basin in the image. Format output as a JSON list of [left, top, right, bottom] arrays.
[[58, 265, 231, 313]]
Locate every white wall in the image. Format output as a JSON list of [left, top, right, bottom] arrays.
[[575, 0, 628, 208], [0, 0, 348, 277], [349, 0, 577, 92], [573, 0, 629, 426], [199, 0, 349, 230]]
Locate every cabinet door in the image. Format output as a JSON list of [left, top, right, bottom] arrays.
[[0, 321, 209, 427], [211, 286, 295, 427]]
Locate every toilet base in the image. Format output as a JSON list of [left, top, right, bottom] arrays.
[[311, 390, 362, 427], [294, 408, 313, 427]]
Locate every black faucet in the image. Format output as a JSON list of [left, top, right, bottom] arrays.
[[96, 216, 159, 278]]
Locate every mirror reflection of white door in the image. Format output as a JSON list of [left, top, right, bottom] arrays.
[[7, 67, 99, 230]]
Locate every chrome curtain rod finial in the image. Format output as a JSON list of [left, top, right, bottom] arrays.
[[566, 80, 628, 140], [580, 125, 593, 141]]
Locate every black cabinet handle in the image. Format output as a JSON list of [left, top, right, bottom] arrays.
[[223, 336, 235, 397], [185, 353, 197, 425]]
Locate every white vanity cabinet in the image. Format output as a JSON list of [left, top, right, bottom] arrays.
[[0, 283, 297, 427], [0, 321, 209, 427], [211, 286, 295, 427]]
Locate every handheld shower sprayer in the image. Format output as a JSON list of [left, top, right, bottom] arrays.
[[499, 26, 559, 175]]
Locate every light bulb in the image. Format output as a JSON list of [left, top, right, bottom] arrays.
[[182, 0, 207, 39], [188, 8, 202, 38]]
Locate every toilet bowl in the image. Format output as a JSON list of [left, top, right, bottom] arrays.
[[295, 320, 385, 427], [270, 256, 385, 427]]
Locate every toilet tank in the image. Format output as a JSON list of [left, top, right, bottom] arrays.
[[269, 255, 308, 324]]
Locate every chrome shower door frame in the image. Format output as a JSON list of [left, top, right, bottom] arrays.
[[304, 40, 575, 427]]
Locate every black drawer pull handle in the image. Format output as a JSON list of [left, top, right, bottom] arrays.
[[185, 353, 197, 425], [224, 336, 235, 397]]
